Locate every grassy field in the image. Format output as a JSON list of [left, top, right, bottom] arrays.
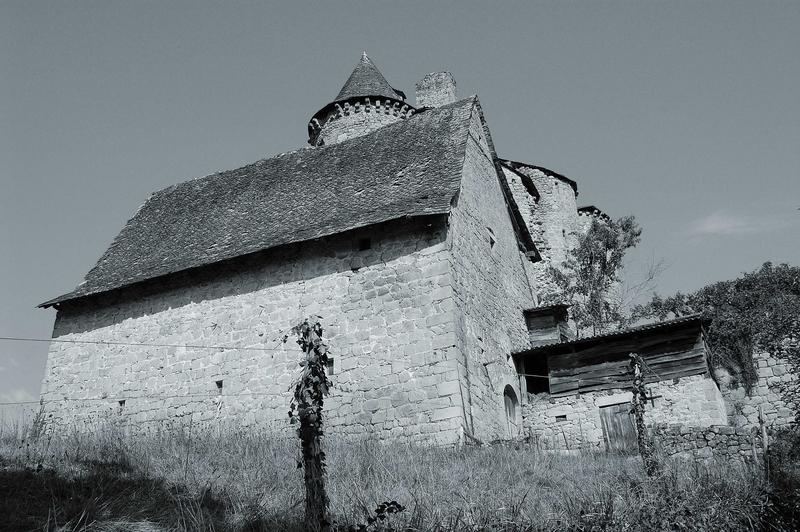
[[0, 419, 797, 531]]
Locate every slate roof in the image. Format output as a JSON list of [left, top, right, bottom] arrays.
[[513, 314, 708, 358], [41, 97, 479, 307], [334, 52, 405, 103]]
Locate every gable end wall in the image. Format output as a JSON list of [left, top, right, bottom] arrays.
[[448, 107, 536, 441]]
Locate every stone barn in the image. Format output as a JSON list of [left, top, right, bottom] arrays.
[[40, 53, 552, 444], [41, 53, 777, 446]]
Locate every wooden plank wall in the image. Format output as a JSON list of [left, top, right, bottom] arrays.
[[526, 314, 560, 346], [548, 327, 707, 396]]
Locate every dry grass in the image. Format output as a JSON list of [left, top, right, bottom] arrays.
[[0, 418, 792, 531]]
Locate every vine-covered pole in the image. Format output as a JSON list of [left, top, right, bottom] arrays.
[[287, 318, 331, 532], [629, 352, 660, 477]]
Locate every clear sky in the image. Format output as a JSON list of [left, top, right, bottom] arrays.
[[2, 1, 798, 411]]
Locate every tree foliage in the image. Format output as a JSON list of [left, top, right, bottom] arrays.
[[632, 262, 800, 393], [544, 215, 642, 337]]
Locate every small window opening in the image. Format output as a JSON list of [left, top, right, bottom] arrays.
[[117, 399, 126, 413], [555, 414, 567, 422], [325, 358, 334, 375], [216, 380, 223, 394], [358, 238, 372, 251], [524, 355, 550, 394], [486, 227, 496, 249]]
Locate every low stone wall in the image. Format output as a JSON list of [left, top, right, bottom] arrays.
[[651, 423, 764, 461]]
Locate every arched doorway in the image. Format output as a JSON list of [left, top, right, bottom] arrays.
[[503, 385, 519, 438]]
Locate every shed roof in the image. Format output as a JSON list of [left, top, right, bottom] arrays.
[[41, 97, 479, 308], [524, 303, 571, 317], [513, 314, 708, 359]]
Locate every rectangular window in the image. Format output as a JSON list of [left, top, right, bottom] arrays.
[[555, 414, 567, 422], [216, 380, 223, 394], [325, 358, 334, 376]]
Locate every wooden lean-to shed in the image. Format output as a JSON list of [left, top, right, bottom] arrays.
[[513, 314, 713, 397], [513, 315, 722, 452]]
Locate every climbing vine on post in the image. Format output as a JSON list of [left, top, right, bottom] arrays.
[[286, 317, 332, 532], [629, 352, 660, 477]]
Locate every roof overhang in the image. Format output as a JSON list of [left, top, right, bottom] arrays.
[[512, 314, 710, 362]]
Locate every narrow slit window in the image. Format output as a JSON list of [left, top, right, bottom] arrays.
[[118, 399, 126, 413], [216, 380, 223, 394], [325, 358, 334, 376], [486, 227, 496, 249]]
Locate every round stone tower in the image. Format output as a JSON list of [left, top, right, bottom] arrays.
[[307, 52, 415, 146]]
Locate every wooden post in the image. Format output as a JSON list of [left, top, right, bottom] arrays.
[[518, 358, 528, 405], [759, 405, 769, 481], [629, 353, 660, 477]]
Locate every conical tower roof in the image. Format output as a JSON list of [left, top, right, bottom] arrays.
[[333, 52, 404, 103]]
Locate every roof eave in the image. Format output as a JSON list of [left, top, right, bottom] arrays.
[[512, 314, 710, 359], [38, 212, 453, 309]]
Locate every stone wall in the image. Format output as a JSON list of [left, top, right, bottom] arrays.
[[517, 166, 580, 266], [312, 99, 412, 146], [415, 72, 457, 108], [448, 107, 537, 442], [522, 374, 727, 450], [651, 423, 764, 461], [502, 165, 580, 300], [717, 345, 797, 429], [41, 217, 466, 444]]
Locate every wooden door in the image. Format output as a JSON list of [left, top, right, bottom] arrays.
[[599, 403, 637, 453]]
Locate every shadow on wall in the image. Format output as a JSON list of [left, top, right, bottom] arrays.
[[52, 215, 448, 336]]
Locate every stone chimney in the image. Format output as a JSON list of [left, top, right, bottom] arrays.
[[415, 72, 457, 108]]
